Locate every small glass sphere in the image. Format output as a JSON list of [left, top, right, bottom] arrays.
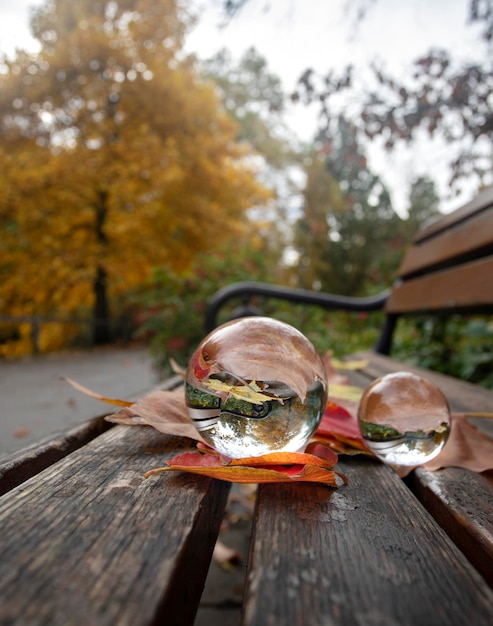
[[358, 371, 451, 466], [185, 317, 328, 459]]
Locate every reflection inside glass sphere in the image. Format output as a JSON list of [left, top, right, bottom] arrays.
[[185, 317, 328, 458]]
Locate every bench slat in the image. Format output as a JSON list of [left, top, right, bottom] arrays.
[[385, 255, 493, 314], [0, 425, 230, 626], [414, 186, 493, 243], [0, 414, 109, 497], [398, 208, 493, 278], [243, 459, 493, 626], [407, 467, 493, 587]]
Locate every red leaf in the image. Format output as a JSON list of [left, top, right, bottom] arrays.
[[315, 401, 369, 453], [305, 441, 341, 463], [167, 451, 222, 468]]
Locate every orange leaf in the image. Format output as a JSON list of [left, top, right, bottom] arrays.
[[147, 463, 341, 485], [228, 449, 338, 469], [144, 448, 343, 485]]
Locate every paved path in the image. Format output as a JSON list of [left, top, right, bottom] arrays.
[[0, 346, 157, 457]]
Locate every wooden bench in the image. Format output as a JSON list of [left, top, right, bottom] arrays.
[[205, 185, 493, 355], [1, 190, 493, 625]]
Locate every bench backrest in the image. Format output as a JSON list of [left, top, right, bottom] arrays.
[[205, 186, 493, 355], [385, 186, 493, 315]]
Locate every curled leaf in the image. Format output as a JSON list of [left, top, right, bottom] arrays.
[[170, 358, 186, 378], [228, 449, 338, 469], [62, 377, 133, 407], [145, 447, 343, 486]]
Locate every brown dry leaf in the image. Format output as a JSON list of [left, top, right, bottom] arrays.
[[397, 413, 493, 476], [106, 387, 205, 443], [423, 413, 493, 473], [63, 377, 133, 407], [169, 358, 186, 377]]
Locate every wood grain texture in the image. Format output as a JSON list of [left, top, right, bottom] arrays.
[[385, 256, 493, 314], [414, 185, 493, 243], [0, 425, 230, 626], [398, 207, 493, 278], [406, 467, 493, 587], [0, 414, 110, 497], [243, 458, 493, 626]]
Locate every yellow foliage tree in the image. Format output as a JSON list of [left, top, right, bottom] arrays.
[[0, 0, 270, 352]]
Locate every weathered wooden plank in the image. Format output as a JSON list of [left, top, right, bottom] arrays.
[[0, 414, 110, 497], [386, 256, 493, 314], [414, 185, 493, 243], [0, 425, 230, 626], [242, 458, 493, 626], [405, 467, 493, 587], [398, 207, 493, 278]]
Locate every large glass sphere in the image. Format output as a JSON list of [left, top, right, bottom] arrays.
[[185, 317, 328, 459], [358, 371, 451, 466]]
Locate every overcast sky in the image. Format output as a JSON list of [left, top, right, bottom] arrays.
[[0, 0, 485, 213]]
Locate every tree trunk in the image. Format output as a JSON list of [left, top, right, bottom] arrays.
[[92, 190, 111, 345], [93, 265, 111, 344]]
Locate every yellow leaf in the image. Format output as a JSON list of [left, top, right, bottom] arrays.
[[331, 358, 369, 370], [329, 383, 364, 402], [202, 378, 279, 404]]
